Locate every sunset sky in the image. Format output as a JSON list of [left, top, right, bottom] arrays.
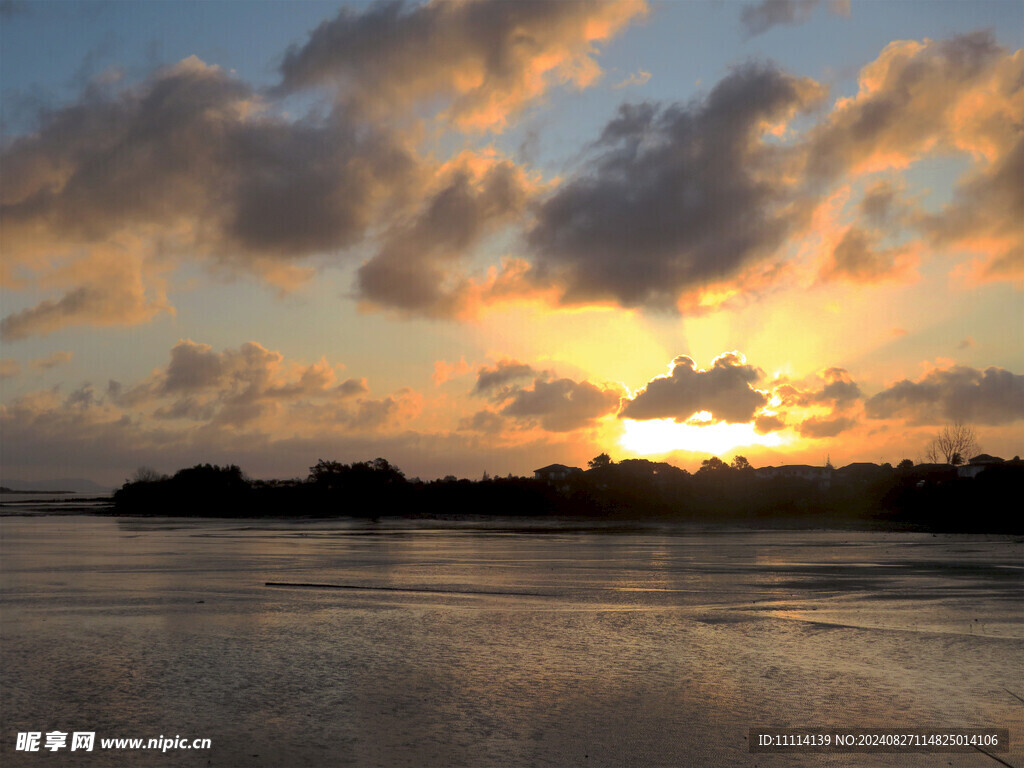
[[2, 0, 1022, 486]]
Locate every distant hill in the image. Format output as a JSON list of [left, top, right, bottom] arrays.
[[0, 478, 113, 494]]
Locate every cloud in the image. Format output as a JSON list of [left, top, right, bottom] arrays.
[[806, 33, 1015, 180], [99, 339, 419, 433], [819, 225, 916, 283], [740, 0, 849, 38], [1, 56, 421, 337], [511, 32, 1022, 311], [924, 139, 1024, 283], [152, 397, 217, 423], [858, 180, 904, 228], [473, 359, 544, 394], [797, 414, 857, 438], [754, 413, 787, 433], [865, 363, 1024, 425], [0, 359, 20, 379], [1, 248, 172, 341], [338, 378, 370, 398], [740, 0, 818, 38], [777, 367, 862, 408], [0, 384, 598, 486], [162, 340, 230, 393], [799, 33, 1023, 284], [499, 377, 623, 432], [620, 352, 767, 423], [433, 358, 470, 387], [31, 351, 73, 371], [612, 70, 651, 89], [278, 0, 647, 132], [816, 367, 862, 406], [458, 409, 508, 434], [356, 155, 537, 316], [1, 57, 420, 265], [526, 63, 824, 309], [1, 344, 609, 483], [8, 28, 1020, 340]]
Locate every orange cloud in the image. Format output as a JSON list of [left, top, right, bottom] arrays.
[[279, 0, 648, 132], [1, 247, 172, 340], [433, 357, 470, 387]]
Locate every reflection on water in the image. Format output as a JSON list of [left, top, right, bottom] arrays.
[[1, 516, 1022, 767]]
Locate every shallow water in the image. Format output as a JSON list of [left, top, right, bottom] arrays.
[[1, 516, 1021, 766]]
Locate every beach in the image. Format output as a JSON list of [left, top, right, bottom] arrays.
[[2, 515, 1021, 767]]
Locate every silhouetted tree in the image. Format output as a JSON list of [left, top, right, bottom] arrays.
[[730, 455, 752, 471], [896, 459, 915, 471], [925, 422, 979, 465], [588, 452, 613, 469], [697, 456, 729, 475], [131, 466, 163, 483], [308, 459, 346, 487]]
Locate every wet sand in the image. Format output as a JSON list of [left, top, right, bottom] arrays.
[[2, 515, 1021, 766]]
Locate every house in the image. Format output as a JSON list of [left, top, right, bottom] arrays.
[[833, 462, 893, 485], [754, 464, 832, 490], [906, 463, 959, 486], [533, 464, 583, 484], [958, 454, 1005, 479]]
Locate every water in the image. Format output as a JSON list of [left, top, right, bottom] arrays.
[[1, 516, 1021, 766], [0, 492, 112, 516]]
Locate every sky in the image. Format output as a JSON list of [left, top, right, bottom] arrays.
[[1, 0, 1022, 486]]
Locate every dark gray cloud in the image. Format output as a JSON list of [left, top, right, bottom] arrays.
[[821, 226, 912, 282], [356, 160, 533, 316], [473, 359, 543, 395], [865, 365, 1024, 425], [153, 397, 218, 422], [526, 64, 823, 309], [1, 58, 418, 261], [859, 181, 903, 228], [278, 0, 645, 130], [819, 180, 917, 283], [740, 0, 818, 38], [754, 414, 786, 433], [500, 377, 623, 432], [346, 395, 407, 431], [65, 383, 96, 409], [797, 414, 856, 438], [163, 340, 226, 392], [458, 409, 508, 434], [777, 367, 862, 407], [817, 368, 862, 406], [337, 378, 370, 398], [0, 58, 422, 338], [620, 353, 767, 423]]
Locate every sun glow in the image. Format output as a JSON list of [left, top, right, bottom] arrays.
[[618, 418, 789, 456]]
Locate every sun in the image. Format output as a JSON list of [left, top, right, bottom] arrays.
[[617, 417, 790, 457]]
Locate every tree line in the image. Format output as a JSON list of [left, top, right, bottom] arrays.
[[111, 451, 1022, 533]]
